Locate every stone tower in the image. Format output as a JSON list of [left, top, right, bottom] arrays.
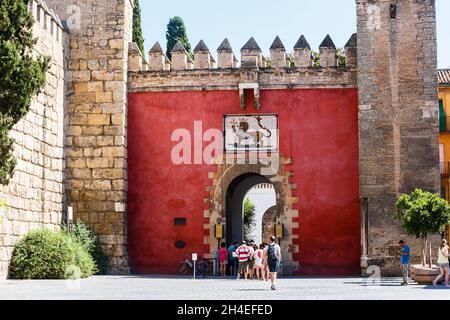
[[44, 0, 134, 274], [357, 0, 439, 275]]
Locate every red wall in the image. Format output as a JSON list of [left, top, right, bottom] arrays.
[[127, 89, 360, 275]]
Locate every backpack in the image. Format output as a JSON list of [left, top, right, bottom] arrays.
[[267, 244, 278, 264]]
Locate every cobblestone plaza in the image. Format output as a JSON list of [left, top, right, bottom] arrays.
[[1, 276, 450, 300]]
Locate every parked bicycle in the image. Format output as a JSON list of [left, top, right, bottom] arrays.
[[178, 253, 194, 275], [195, 257, 214, 278]]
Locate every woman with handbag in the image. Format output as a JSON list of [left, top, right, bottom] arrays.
[[433, 239, 450, 287]]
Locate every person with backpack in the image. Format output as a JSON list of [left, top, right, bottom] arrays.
[[227, 242, 238, 277], [264, 236, 281, 290], [235, 241, 250, 280]]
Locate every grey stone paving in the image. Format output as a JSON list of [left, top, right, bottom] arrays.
[[0, 276, 450, 300]]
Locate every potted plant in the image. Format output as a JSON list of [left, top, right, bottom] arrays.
[[395, 189, 450, 284]]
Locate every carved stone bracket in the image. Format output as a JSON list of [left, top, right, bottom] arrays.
[[239, 82, 260, 110]]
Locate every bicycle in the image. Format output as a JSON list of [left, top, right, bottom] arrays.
[[178, 253, 194, 275], [196, 257, 214, 278]]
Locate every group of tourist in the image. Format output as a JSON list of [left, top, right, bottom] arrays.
[[399, 238, 450, 287], [218, 236, 282, 290]]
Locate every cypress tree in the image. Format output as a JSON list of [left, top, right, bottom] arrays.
[[132, 0, 145, 55], [0, 0, 50, 185], [166, 16, 191, 60]]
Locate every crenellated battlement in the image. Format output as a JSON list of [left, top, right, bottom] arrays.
[[128, 34, 358, 97], [128, 34, 357, 74], [29, 0, 67, 46]]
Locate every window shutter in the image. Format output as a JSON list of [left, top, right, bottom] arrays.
[[440, 100, 446, 132]]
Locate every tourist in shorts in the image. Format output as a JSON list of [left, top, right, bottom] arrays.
[[247, 242, 255, 279], [254, 244, 264, 280], [218, 242, 228, 277], [398, 240, 410, 286], [235, 241, 250, 280], [433, 239, 450, 287]]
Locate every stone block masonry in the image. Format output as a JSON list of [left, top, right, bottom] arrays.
[[357, 0, 439, 275], [44, 0, 134, 274], [0, 0, 68, 279]]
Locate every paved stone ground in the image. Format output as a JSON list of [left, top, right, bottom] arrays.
[[0, 276, 450, 300]]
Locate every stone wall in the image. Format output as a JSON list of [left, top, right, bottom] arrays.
[[45, 0, 134, 274], [0, 0, 68, 279], [357, 0, 440, 275]]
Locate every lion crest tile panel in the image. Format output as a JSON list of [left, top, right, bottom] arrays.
[[224, 114, 278, 152]]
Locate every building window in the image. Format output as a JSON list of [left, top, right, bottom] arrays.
[[390, 4, 397, 19], [439, 100, 446, 132], [36, 5, 41, 23]]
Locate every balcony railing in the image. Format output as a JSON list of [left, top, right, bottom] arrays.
[[441, 162, 450, 178]]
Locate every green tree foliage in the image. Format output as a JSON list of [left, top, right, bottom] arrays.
[[166, 16, 191, 60], [287, 53, 295, 68], [9, 229, 96, 279], [0, 0, 50, 185], [311, 51, 320, 68], [132, 0, 145, 55], [244, 198, 256, 241], [311, 49, 345, 68], [67, 220, 108, 275], [336, 48, 346, 67], [395, 188, 450, 267]]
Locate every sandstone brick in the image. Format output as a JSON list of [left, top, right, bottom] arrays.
[[84, 180, 112, 191], [111, 114, 125, 125], [73, 136, 96, 147], [82, 126, 104, 136], [96, 92, 113, 103], [87, 81, 104, 92], [86, 158, 112, 169], [72, 168, 92, 179], [74, 82, 87, 92], [87, 114, 110, 126], [83, 147, 102, 157], [97, 136, 115, 147], [104, 81, 124, 92], [109, 39, 124, 50], [67, 158, 86, 168], [102, 147, 125, 157], [92, 70, 115, 81], [70, 114, 88, 125]]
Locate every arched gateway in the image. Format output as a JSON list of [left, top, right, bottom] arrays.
[[205, 157, 299, 275]]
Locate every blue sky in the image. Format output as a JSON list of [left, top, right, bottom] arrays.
[[140, 0, 449, 68]]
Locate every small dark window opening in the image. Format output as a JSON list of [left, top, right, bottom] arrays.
[[174, 218, 187, 226], [175, 240, 186, 249], [390, 4, 397, 19], [36, 6, 41, 22]]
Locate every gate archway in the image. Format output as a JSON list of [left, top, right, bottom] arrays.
[[205, 155, 299, 275], [226, 173, 271, 244]]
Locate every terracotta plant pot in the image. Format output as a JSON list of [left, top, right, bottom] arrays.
[[409, 264, 420, 281], [411, 265, 440, 284]]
